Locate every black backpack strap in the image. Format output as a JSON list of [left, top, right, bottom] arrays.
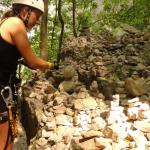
[[0, 18, 8, 27]]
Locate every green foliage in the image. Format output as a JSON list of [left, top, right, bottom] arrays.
[[0, 0, 11, 6], [92, 12, 119, 33], [77, 11, 92, 27], [76, 0, 97, 29], [30, 27, 41, 56], [116, 0, 150, 30], [104, 0, 129, 12], [30, 24, 57, 61], [93, 0, 150, 32], [0, 0, 11, 17]]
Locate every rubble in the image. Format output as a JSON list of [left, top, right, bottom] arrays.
[[22, 76, 150, 149], [17, 25, 150, 149]]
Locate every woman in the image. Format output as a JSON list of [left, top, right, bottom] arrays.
[[0, 0, 54, 149]]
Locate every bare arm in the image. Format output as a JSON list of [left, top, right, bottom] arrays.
[[6, 17, 53, 69]]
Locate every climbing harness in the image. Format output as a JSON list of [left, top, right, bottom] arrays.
[[1, 86, 14, 107], [0, 62, 22, 149], [0, 112, 8, 124], [1, 86, 19, 140], [0, 86, 14, 150]]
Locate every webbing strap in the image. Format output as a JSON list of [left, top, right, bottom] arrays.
[[0, 113, 8, 124], [0, 18, 8, 26]]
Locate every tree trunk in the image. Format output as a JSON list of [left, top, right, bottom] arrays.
[[51, 0, 58, 50], [40, 0, 48, 60], [57, 0, 64, 64], [72, 0, 77, 37]]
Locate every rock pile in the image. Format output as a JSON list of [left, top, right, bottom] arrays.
[[59, 24, 150, 100], [19, 24, 150, 150], [21, 73, 150, 150]]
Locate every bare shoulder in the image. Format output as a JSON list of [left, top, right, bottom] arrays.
[[5, 17, 26, 33], [7, 17, 24, 26], [0, 17, 27, 45]]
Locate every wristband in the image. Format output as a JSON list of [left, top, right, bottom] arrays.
[[47, 62, 54, 69]]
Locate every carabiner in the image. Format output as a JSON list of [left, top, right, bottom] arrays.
[[1, 86, 14, 106]]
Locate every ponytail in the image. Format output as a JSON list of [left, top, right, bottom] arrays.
[[1, 4, 23, 21], [1, 9, 15, 21]]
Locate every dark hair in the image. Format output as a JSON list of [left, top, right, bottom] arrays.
[[1, 9, 14, 20], [1, 4, 26, 21]]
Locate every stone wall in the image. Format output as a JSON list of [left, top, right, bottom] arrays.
[[21, 25, 150, 150]]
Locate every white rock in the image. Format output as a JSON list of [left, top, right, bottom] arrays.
[[36, 137, 48, 146], [92, 117, 106, 130], [73, 128, 83, 136], [110, 123, 128, 139], [111, 106, 124, 112], [46, 121, 56, 131], [111, 101, 119, 108], [107, 110, 127, 124], [140, 103, 150, 110], [42, 129, 53, 138], [127, 107, 140, 120], [41, 114, 47, 123], [55, 114, 72, 126], [128, 130, 147, 148], [128, 97, 139, 103], [128, 101, 142, 108], [139, 110, 150, 119], [112, 94, 120, 102]]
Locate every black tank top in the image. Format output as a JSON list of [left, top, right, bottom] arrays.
[[0, 20, 21, 112], [0, 33, 21, 82]]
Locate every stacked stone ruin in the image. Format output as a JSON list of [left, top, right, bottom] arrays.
[[16, 24, 150, 150]]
